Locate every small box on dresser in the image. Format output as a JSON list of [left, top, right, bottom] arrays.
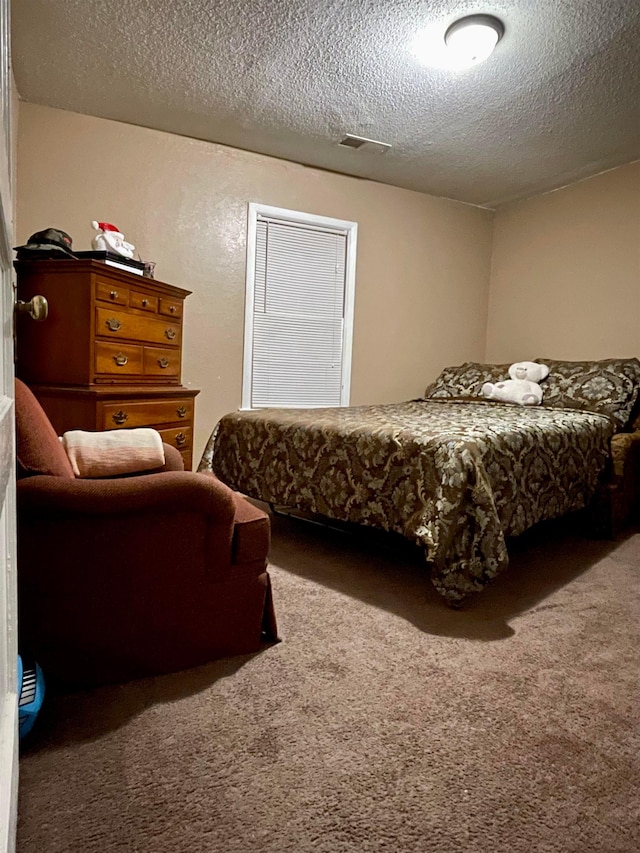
[[15, 259, 199, 469]]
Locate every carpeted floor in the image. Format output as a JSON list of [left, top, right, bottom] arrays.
[[17, 510, 640, 853]]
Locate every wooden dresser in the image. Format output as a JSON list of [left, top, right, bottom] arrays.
[[15, 259, 199, 469]]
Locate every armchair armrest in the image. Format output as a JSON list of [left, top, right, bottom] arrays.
[[17, 469, 236, 522]]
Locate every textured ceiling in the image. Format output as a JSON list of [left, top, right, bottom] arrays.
[[11, 0, 640, 208]]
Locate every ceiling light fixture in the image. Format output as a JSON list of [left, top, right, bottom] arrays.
[[444, 14, 505, 67]]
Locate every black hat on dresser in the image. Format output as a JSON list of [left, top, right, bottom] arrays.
[[14, 228, 76, 259]]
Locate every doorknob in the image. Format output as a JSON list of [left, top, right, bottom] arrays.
[[16, 294, 48, 322]]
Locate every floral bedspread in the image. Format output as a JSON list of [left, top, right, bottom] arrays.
[[198, 399, 616, 604]]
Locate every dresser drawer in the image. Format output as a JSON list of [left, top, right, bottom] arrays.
[[158, 297, 183, 318], [158, 425, 192, 452], [95, 278, 129, 306], [96, 307, 182, 347], [143, 346, 181, 377], [101, 397, 194, 430], [95, 341, 144, 376], [129, 290, 158, 312]]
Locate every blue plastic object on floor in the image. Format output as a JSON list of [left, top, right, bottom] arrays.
[[17, 655, 45, 740]]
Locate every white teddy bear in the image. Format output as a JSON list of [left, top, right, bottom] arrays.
[[482, 361, 549, 406]]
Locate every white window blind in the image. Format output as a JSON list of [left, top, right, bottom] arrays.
[[243, 205, 357, 409]]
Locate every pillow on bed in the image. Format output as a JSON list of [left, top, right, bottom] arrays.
[[535, 357, 640, 428], [424, 362, 512, 399]]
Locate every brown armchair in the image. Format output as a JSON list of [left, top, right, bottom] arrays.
[[15, 379, 278, 688]]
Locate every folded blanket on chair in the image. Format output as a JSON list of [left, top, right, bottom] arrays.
[[60, 428, 165, 478]]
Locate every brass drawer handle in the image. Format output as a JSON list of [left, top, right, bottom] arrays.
[[176, 406, 187, 418], [142, 298, 149, 307], [169, 305, 177, 313], [157, 357, 170, 369], [112, 410, 128, 425], [106, 317, 122, 332], [109, 290, 119, 300], [113, 353, 128, 367], [175, 432, 187, 447], [164, 327, 176, 340]]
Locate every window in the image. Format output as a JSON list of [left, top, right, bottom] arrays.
[[242, 203, 357, 409]]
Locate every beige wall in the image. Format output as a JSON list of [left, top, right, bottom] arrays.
[[16, 104, 493, 466], [487, 162, 640, 363]]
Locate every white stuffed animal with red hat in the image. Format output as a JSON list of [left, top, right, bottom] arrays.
[[91, 221, 135, 259], [482, 361, 549, 406]]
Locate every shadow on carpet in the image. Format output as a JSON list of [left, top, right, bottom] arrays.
[[266, 504, 638, 642], [20, 652, 264, 753]]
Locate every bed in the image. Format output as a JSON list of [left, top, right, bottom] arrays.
[[198, 358, 640, 606]]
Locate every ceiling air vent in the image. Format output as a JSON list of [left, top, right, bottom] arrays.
[[338, 134, 391, 154]]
